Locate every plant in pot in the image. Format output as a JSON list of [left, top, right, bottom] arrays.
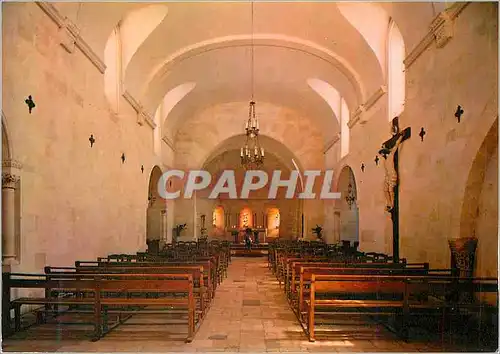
[[312, 225, 323, 241], [173, 223, 187, 244]]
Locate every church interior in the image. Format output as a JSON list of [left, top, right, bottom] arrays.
[[1, 1, 498, 352]]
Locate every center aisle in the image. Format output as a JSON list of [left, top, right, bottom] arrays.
[[188, 257, 307, 352]]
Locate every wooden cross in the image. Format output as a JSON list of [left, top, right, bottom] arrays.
[[379, 117, 411, 263]]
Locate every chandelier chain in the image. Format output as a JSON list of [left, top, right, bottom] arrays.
[[241, 1, 264, 170], [251, 1, 254, 101]]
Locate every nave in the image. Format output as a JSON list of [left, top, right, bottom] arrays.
[[3, 253, 496, 353]]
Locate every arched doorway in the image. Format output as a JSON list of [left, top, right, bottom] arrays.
[[146, 166, 165, 253], [459, 118, 498, 280], [337, 166, 359, 247]]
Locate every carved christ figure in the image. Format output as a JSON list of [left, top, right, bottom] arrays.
[[379, 134, 404, 212]]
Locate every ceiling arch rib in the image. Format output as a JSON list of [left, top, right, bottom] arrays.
[[162, 84, 338, 144], [173, 102, 325, 171], [307, 78, 341, 124], [49, 2, 438, 82], [156, 45, 345, 143], [201, 135, 304, 174], [129, 35, 367, 113], [156, 82, 197, 125]]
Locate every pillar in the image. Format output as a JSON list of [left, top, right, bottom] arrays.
[[160, 209, 167, 244], [193, 194, 197, 241], [2, 173, 19, 263]]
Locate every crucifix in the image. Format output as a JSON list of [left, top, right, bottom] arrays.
[[378, 117, 411, 263]]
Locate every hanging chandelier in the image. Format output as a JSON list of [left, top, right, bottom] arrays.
[[241, 101, 264, 169], [240, 1, 264, 170]]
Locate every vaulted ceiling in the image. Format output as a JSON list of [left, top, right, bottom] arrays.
[[49, 2, 450, 167]]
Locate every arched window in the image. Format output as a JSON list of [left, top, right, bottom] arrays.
[[387, 19, 406, 121], [340, 98, 350, 158]]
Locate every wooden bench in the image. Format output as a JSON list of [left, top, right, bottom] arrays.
[[289, 262, 430, 302], [4, 273, 197, 342], [295, 265, 439, 315], [45, 265, 209, 316], [76, 259, 218, 299], [305, 274, 498, 342]]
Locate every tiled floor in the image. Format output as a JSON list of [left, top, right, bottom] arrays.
[[2, 257, 497, 352]]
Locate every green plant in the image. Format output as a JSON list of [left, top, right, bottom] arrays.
[[174, 223, 187, 236], [312, 225, 323, 239]]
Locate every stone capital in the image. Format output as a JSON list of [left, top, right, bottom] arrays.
[[430, 12, 454, 48], [2, 159, 23, 171], [2, 173, 19, 189]]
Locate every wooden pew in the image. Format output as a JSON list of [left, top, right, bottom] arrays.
[[76, 259, 218, 299], [295, 265, 438, 315], [4, 273, 197, 342], [45, 265, 209, 316], [289, 262, 428, 302], [304, 274, 498, 342]]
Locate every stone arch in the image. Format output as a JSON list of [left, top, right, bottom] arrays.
[[335, 165, 359, 245], [459, 118, 498, 277], [140, 34, 369, 111], [173, 102, 323, 172], [146, 165, 166, 252], [104, 5, 168, 112]]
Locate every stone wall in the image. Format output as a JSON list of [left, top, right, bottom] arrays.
[[332, 3, 498, 266], [3, 3, 157, 270]]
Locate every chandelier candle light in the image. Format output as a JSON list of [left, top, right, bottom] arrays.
[[241, 101, 264, 169]]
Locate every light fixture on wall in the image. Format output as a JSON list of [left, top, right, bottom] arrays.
[[240, 2, 264, 170], [89, 134, 95, 148], [345, 183, 356, 209]]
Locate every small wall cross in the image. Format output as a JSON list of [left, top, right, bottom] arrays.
[[455, 105, 464, 123], [419, 128, 426, 142], [25, 95, 35, 114]]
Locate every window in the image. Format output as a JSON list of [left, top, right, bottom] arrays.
[[387, 20, 406, 121]]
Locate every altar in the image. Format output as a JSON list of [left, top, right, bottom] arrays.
[[228, 228, 267, 244]]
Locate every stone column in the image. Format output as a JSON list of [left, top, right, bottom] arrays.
[[2, 173, 19, 263], [160, 210, 167, 244]]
